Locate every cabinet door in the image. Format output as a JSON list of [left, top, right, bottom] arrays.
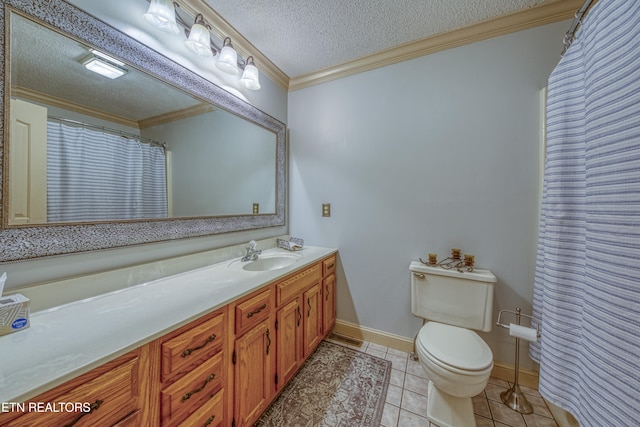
[[322, 274, 336, 335], [303, 283, 322, 358], [276, 296, 303, 388], [234, 318, 273, 427]]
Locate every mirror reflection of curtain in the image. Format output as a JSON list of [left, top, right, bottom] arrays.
[[46, 121, 168, 222]]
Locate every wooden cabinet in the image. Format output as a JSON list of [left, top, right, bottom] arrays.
[[303, 283, 322, 358], [276, 296, 303, 387], [232, 288, 275, 427], [0, 347, 148, 427], [1, 251, 337, 427], [159, 308, 227, 427]]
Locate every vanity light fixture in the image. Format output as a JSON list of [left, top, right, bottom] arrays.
[[142, 0, 261, 90], [240, 56, 261, 90], [184, 14, 213, 57], [82, 50, 128, 79], [215, 37, 239, 74], [143, 0, 180, 35]]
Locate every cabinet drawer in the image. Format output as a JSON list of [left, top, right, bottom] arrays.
[[235, 289, 272, 334], [3, 356, 140, 427], [178, 389, 224, 427], [322, 255, 336, 277], [277, 264, 321, 305], [162, 312, 224, 382], [161, 351, 224, 426]]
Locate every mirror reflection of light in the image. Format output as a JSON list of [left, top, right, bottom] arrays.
[[82, 56, 127, 79]]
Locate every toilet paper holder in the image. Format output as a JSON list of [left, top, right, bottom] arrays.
[[495, 307, 541, 415], [496, 308, 541, 340]]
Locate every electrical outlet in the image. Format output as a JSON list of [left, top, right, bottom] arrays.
[[253, 203, 259, 214]]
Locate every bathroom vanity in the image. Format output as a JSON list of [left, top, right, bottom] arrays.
[[0, 246, 337, 427]]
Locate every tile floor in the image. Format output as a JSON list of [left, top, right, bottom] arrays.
[[326, 336, 559, 427]]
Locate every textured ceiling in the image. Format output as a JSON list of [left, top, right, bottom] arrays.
[[203, 0, 552, 78]]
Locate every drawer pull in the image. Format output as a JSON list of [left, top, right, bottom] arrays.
[[182, 333, 218, 358], [62, 399, 103, 427], [325, 283, 329, 301], [266, 328, 271, 355], [181, 373, 216, 402], [326, 262, 335, 270], [296, 305, 301, 326], [204, 415, 216, 426], [247, 303, 267, 318], [307, 297, 311, 317]]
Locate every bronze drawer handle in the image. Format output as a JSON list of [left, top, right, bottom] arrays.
[[326, 262, 335, 270], [62, 399, 103, 427], [296, 305, 301, 326], [307, 297, 311, 317], [181, 373, 216, 402], [325, 283, 329, 301], [204, 415, 216, 426], [182, 333, 217, 358], [266, 328, 271, 355], [247, 303, 267, 318]]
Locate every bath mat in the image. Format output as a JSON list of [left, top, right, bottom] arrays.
[[255, 340, 391, 426]]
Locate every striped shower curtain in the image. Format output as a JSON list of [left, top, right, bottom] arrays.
[[47, 121, 168, 222], [530, 0, 640, 425]]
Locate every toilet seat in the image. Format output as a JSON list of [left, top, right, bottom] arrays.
[[417, 322, 493, 373]]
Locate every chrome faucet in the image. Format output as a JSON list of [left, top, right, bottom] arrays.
[[241, 240, 262, 262]]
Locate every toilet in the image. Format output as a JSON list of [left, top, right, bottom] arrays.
[[410, 260, 497, 427]]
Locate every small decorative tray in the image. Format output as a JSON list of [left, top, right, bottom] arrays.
[[277, 237, 304, 251]]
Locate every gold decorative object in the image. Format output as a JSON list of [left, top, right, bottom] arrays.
[[420, 248, 474, 272]]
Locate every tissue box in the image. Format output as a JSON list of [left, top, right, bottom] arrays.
[[0, 293, 30, 336]]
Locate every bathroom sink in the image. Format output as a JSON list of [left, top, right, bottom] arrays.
[[242, 253, 301, 272]]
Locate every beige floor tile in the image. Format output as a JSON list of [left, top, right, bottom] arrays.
[[389, 368, 405, 387], [386, 384, 403, 406], [489, 377, 510, 388], [525, 394, 553, 418], [386, 353, 409, 371], [472, 394, 492, 419], [489, 400, 527, 427], [387, 347, 409, 359], [401, 389, 429, 417], [475, 414, 496, 427], [406, 358, 428, 378], [398, 409, 430, 427], [381, 403, 400, 427], [367, 347, 387, 359], [522, 412, 559, 427], [404, 373, 430, 396], [485, 382, 508, 402]]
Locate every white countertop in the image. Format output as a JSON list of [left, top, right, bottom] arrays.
[[0, 246, 336, 402]]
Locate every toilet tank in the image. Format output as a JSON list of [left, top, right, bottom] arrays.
[[410, 261, 496, 332]]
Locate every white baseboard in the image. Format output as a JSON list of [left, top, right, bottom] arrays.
[[333, 319, 540, 390]]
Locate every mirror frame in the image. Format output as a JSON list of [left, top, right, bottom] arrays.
[[0, 0, 286, 263]]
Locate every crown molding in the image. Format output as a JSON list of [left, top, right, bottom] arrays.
[[289, 0, 583, 91], [180, 0, 289, 90]]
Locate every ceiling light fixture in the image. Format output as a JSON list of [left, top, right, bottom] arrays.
[[82, 50, 128, 79], [142, 0, 261, 90]]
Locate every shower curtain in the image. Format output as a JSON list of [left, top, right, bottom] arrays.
[[47, 121, 168, 222], [531, 0, 640, 425]]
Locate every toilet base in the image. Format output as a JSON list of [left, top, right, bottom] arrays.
[[427, 381, 476, 427]]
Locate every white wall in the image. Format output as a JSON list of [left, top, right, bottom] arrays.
[[288, 21, 570, 367]]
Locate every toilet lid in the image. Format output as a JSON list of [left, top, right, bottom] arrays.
[[418, 322, 493, 371]]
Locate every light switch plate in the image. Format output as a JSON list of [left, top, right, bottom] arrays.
[[322, 203, 331, 217]]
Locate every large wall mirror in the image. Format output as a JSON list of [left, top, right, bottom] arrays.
[[0, 0, 286, 262]]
